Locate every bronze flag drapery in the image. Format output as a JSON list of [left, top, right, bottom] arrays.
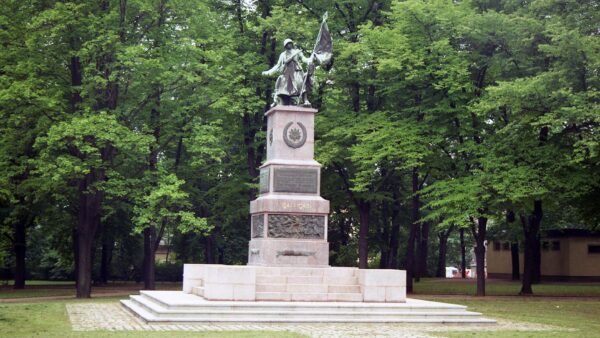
[[302, 13, 333, 97]]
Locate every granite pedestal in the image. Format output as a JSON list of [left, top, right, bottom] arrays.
[[248, 106, 330, 267]]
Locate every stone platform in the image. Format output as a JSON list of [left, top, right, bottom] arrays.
[[122, 264, 494, 324], [181, 264, 406, 302], [121, 291, 495, 323]]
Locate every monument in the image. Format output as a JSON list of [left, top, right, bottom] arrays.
[[121, 13, 494, 324]]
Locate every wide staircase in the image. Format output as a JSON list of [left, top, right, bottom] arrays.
[[190, 266, 363, 302], [122, 290, 493, 323], [121, 266, 495, 323]]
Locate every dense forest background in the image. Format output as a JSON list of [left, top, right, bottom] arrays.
[[0, 0, 598, 297]]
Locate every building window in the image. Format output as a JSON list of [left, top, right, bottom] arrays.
[[542, 241, 549, 251], [589, 245, 600, 254], [494, 241, 501, 251], [502, 242, 510, 251], [551, 241, 560, 251]]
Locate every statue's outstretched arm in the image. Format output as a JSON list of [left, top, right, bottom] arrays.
[[262, 54, 284, 76]]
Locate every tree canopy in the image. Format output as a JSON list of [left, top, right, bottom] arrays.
[[1, 0, 598, 296]]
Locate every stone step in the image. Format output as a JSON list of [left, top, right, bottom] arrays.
[[133, 293, 482, 316], [286, 283, 328, 293], [328, 284, 361, 293], [256, 283, 287, 293], [255, 291, 333, 301], [191, 286, 204, 297], [255, 283, 361, 294], [325, 268, 358, 279], [326, 276, 359, 285], [286, 275, 323, 284], [256, 275, 286, 284], [122, 295, 496, 323], [256, 275, 358, 286], [254, 291, 292, 301], [327, 292, 363, 302], [138, 291, 470, 313], [254, 267, 359, 279], [129, 295, 485, 318], [255, 291, 364, 302]]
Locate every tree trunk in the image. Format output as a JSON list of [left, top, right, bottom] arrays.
[[414, 216, 422, 283], [473, 217, 487, 296], [520, 215, 534, 295], [436, 227, 452, 278], [533, 235, 541, 284], [418, 221, 430, 278], [511, 242, 520, 280], [406, 168, 420, 293], [99, 236, 113, 285], [379, 203, 390, 269], [143, 227, 156, 290], [204, 235, 215, 264], [76, 171, 103, 298], [520, 200, 543, 295], [358, 202, 370, 269], [73, 227, 79, 288], [13, 219, 26, 289], [460, 228, 466, 278], [387, 197, 401, 269]]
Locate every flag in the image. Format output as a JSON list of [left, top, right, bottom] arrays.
[[312, 14, 333, 67], [301, 13, 333, 100]]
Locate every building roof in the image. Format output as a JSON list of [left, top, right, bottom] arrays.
[[544, 228, 600, 238]]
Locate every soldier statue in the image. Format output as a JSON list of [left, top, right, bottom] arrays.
[[262, 39, 313, 106], [261, 13, 332, 107]]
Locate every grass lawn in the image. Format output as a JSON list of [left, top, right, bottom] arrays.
[[1, 279, 600, 337], [0, 297, 305, 338], [0, 281, 181, 299], [414, 278, 600, 296], [1, 280, 75, 286], [422, 296, 600, 338]]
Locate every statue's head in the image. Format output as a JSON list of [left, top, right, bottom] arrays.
[[283, 38, 294, 50]]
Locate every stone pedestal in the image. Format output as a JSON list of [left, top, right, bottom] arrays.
[[248, 106, 330, 267]]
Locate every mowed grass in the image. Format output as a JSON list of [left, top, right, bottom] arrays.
[[1, 280, 75, 286], [422, 296, 600, 338], [413, 278, 600, 296], [0, 281, 181, 299], [0, 295, 599, 337], [0, 298, 306, 338]]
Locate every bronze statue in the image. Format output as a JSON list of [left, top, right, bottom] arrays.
[[262, 13, 332, 107], [262, 39, 313, 106]]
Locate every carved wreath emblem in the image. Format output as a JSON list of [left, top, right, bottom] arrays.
[[283, 121, 307, 148]]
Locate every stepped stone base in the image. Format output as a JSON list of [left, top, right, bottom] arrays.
[[182, 264, 406, 302], [121, 291, 495, 324]]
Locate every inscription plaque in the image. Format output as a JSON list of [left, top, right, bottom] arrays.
[[267, 214, 325, 239], [273, 168, 318, 193], [252, 214, 264, 238], [259, 168, 270, 194]]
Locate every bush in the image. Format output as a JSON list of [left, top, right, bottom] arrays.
[[155, 261, 183, 282]]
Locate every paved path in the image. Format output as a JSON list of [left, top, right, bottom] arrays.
[[66, 303, 568, 338]]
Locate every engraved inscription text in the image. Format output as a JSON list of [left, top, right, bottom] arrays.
[[273, 168, 318, 193]]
